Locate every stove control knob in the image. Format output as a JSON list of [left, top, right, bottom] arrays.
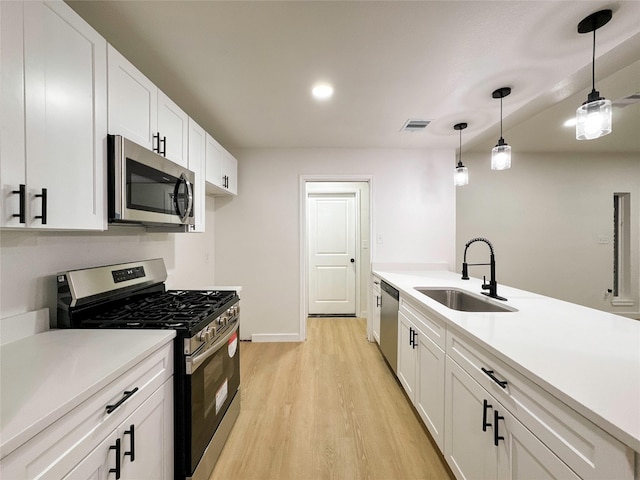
[[199, 328, 208, 342]]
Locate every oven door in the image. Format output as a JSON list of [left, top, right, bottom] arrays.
[[185, 323, 240, 474]]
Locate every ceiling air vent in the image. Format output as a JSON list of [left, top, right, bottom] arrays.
[[401, 119, 431, 132], [613, 93, 640, 108]]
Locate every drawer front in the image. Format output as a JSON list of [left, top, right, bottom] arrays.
[[400, 296, 446, 349], [446, 330, 633, 480], [0, 342, 173, 480]]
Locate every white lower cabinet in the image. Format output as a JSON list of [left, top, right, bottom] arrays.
[[444, 330, 634, 480], [59, 380, 172, 480], [0, 343, 174, 480], [397, 299, 445, 450], [445, 356, 579, 480]]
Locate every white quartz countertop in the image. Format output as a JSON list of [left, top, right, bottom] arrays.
[[374, 270, 640, 453], [0, 329, 175, 459]]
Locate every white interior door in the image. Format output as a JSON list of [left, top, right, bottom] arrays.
[[308, 193, 357, 315]]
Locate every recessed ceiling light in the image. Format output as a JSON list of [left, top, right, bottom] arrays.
[[312, 83, 334, 100], [564, 117, 577, 127]]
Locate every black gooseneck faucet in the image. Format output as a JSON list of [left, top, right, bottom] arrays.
[[461, 237, 507, 301]]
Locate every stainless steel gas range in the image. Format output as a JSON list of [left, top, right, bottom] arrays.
[[56, 258, 240, 480]]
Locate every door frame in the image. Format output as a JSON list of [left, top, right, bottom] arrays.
[[299, 175, 373, 341]]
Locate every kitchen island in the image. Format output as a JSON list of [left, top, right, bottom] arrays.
[[374, 269, 639, 479]]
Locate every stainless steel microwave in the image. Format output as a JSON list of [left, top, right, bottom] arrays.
[[108, 134, 195, 228]]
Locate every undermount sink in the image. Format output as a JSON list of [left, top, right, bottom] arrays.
[[414, 287, 518, 313]]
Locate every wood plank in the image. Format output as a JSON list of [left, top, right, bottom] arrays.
[[210, 318, 453, 480]]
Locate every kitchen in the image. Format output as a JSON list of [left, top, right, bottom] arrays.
[[1, 1, 639, 479]]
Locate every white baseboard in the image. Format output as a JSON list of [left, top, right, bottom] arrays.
[[250, 333, 302, 343]]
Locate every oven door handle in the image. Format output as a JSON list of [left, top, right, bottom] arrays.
[[186, 322, 238, 375]]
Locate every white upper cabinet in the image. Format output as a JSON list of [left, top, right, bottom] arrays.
[[108, 45, 188, 168], [205, 133, 237, 196], [157, 90, 189, 167], [188, 119, 206, 232], [107, 45, 157, 149], [0, 0, 107, 230]]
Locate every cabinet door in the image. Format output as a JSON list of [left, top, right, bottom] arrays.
[[157, 90, 188, 168], [496, 407, 581, 480], [23, 0, 107, 230], [119, 380, 173, 480], [205, 133, 224, 191], [59, 431, 118, 480], [222, 150, 238, 195], [397, 311, 417, 401], [415, 330, 445, 450], [445, 356, 497, 480], [107, 45, 157, 150], [187, 118, 206, 232], [0, 1, 26, 228]]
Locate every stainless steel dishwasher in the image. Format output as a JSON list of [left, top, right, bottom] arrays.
[[380, 280, 399, 373]]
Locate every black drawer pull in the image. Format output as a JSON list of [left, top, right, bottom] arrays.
[[481, 367, 508, 389], [376, 295, 381, 308], [109, 438, 121, 479], [153, 132, 160, 153], [482, 399, 492, 432], [12, 184, 26, 223], [106, 387, 139, 414], [160, 135, 166, 156], [34, 188, 47, 224], [494, 410, 505, 446], [124, 424, 135, 462]]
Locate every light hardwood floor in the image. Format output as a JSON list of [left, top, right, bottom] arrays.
[[210, 317, 454, 480]]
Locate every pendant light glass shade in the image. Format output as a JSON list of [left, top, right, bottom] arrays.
[[491, 142, 512, 170], [576, 97, 612, 140], [491, 87, 512, 170], [453, 122, 468, 186], [575, 10, 613, 141], [454, 164, 469, 186]]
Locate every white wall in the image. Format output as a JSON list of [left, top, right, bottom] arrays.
[[456, 151, 640, 317], [0, 196, 217, 324], [214, 148, 456, 340]]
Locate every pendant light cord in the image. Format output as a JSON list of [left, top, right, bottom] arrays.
[[458, 128, 462, 167], [499, 96, 504, 139], [591, 27, 596, 92]]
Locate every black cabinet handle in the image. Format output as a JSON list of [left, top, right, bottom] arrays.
[[376, 295, 381, 308], [494, 410, 505, 446], [124, 424, 135, 462], [109, 438, 121, 479], [481, 367, 508, 389], [12, 184, 26, 223], [106, 387, 139, 414], [153, 133, 160, 153], [482, 399, 493, 432], [34, 188, 47, 225], [482, 400, 493, 432], [409, 328, 417, 349], [160, 136, 166, 156]]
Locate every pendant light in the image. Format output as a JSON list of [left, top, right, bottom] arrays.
[[576, 9, 613, 140], [454, 123, 468, 186], [491, 87, 512, 170]]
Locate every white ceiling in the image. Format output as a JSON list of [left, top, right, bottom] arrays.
[[67, 0, 640, 153]]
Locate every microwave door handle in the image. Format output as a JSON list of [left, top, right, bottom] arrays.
[[174, 174, 193, 223]]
